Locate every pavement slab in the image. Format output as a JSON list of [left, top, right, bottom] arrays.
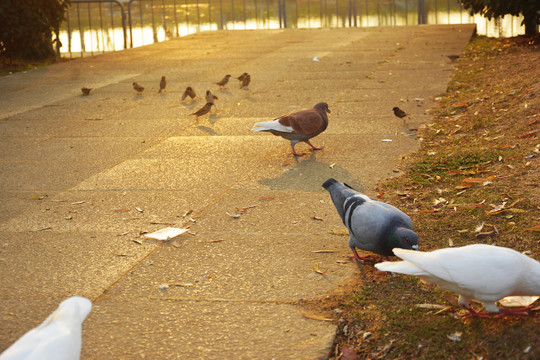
[[0, 25, 475, 358]]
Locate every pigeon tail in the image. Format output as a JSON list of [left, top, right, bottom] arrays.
[[251, 120, 293, 133], [375, 259, 426, 275]]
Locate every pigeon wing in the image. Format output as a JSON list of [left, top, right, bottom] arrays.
[[279, 109, 324, 135]]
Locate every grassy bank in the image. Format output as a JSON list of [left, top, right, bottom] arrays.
[[322, 35, 540, 359]]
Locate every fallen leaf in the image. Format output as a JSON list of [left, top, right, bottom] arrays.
[[25, 195, 47, 200], [447, 331, 462, 342], [310, 216, 324, 221], [300, 313, 333, 322], [516, 130, 538, 138], [182, 209, 193, 217], [71, 201, 85, 205], [313, 250, 336, 253], [260, 197, 275, 201], [168, 283, 195, 288], [525, 225, 540, 232], [415, 304, 446, 310], [205, 239, 224, 243], [313, 262, 328, 275]]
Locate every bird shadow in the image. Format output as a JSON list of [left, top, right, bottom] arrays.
[[196, 125, 217, 135], [208, 114, 221, 125], [258, 152, 365, 192]]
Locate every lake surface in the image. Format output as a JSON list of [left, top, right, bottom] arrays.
[[60, 0, 526, 57]]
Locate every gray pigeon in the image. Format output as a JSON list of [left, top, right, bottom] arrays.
[[322, 178, 418, 262], [252, 102, 330, 156]]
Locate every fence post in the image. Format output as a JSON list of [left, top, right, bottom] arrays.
[[418, 0, 426, 24]]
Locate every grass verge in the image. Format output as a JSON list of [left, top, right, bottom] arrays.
[[314, 35, 540, 359]]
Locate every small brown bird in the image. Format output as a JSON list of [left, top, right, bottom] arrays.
[[392, 107, 409, 124], [237, 73, 248, 82], [447, 55, 460, 63], [190, 102, 213, 122], [182, 86, 197, 101], [252, 102, 331, 156], [81, 87, 92, 96], [158, 76, 166, 93], [205, 90, 219, 110], [132, 82, 144, 95], [215, 74, 231, 89], [240, 74, 251, 89]]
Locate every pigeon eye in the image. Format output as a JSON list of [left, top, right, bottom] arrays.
[[404, 238, 410, 243]]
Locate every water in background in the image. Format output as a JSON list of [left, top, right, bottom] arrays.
[[59, 0, 528, 57]]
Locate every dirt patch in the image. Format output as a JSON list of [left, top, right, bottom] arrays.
[[310, 35, 540, 359]]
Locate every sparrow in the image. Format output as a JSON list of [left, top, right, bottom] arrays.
[[215, 74, 231, 89], [158, 76, 166, 93], [392, 107, 409, 124], [237, 73, 248, 81], [190, 102, 213, 122], [205, 90, 219, 110], [81, 87, 92, 96], [182, 86, 197, 101], [240, 74, 251, 89], [447, 55, 460, 63], [132, 82, 145, 95]]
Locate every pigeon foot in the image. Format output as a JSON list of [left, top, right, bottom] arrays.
[[494, 305, 533, 318], [461, 306, 491, 319], [305, 140, 324, 151]]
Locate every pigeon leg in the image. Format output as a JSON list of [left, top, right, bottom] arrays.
[[290, 144, 306, 157], [304, 140, 324, 151], [460, 305, 491, 319], [348, 248, 373, 263]]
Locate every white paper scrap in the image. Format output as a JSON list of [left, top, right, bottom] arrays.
[[145, 227, 189, 241]]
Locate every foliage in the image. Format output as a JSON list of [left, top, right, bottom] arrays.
[[461, 0, 540, 36], [0, 0, 70, 61]]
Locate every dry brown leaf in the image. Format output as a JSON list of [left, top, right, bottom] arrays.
[[300, 313, 333, 322]]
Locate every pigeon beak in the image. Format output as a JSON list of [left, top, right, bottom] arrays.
[[326, 108, 331, 114], [412, 245, 419, 250]]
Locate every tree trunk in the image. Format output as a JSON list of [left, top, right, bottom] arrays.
[[523, 12, 539, 37]]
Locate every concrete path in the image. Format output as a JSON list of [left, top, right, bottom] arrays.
[[0, 25, 475, 359]]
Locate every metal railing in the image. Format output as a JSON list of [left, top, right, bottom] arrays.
[[60, 0, 527, 58]]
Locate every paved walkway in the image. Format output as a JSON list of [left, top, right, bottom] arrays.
[[0, 25, 475, 359]]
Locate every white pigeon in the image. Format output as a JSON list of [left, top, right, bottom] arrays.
[[375, 244, 540, 317], [0, 296, 92, 360]]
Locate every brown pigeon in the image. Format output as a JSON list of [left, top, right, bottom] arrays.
[[190, 102, 213, 122], [158, 76, 166, 93], [132, 82, 144, 95], [182, 86, 197, 101], [215, 74, 231, 89], [205, 90, 219, 110], [240, 74, 251, 89], [81, 87, 92, 96], [392, 106, 409, 124], [252, 102, 330, 156]]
